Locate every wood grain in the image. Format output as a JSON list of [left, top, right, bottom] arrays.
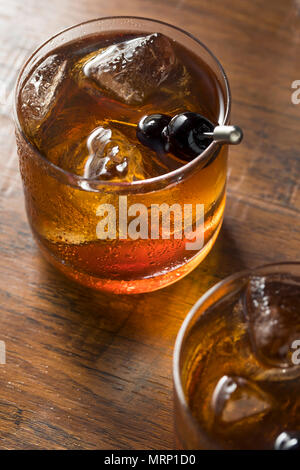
[[0, 0, 299, 449]]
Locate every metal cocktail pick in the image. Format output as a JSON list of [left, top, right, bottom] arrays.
[[204, 125, 243, 145]]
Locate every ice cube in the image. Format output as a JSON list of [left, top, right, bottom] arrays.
[[20, 54, 67, 134], [78, 33, 188, 105], [58, 125, 145, 182], [211, 375, 272, 425], [244, 275, 300, 369]]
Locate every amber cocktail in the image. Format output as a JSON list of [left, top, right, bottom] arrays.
[[174, 263, 300, 449], [15, 17, 230, 294]]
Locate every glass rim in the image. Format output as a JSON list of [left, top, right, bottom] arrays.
[[13, 15, 231, 192], [173, 261, 300, 442]]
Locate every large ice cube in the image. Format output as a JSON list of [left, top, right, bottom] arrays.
[[79, 33, 188, 105], [20, 54, 67, 134], [58, 125, 145, 182], [211, 375, 272, 425], [244, 275, 300, 369]]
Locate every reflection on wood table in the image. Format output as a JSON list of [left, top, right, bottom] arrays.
[[0, 0, 299, 449]]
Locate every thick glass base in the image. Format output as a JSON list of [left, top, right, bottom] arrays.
[[36, 221, 222, 294]]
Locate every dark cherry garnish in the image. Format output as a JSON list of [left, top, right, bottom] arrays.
[[136, 113, 171, 153], [164, 112, 214, 161], [274, 432, 300, 450]]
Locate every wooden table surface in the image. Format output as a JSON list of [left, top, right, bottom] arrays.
[[0, 0, 299, 450]]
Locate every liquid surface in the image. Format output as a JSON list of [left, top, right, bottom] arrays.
[[18, 31, 223, 181], [184, 273, 300, 450]]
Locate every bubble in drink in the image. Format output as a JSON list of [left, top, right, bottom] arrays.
[[78, 33, 189, 106]]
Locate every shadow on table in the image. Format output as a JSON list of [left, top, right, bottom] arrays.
[[23, 221, 248, 450], [36, 220, 248, 351]]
